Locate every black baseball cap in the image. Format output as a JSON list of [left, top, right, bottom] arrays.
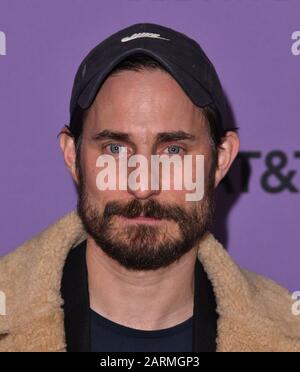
[[69, 23, 231, 133]]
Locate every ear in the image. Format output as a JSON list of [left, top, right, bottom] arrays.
[[59, 128, 79, 184], [214, 131, 240, 188]]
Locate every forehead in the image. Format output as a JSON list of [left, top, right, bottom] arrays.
[[83, 69, 207, 137]]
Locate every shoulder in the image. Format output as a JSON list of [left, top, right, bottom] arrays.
[[0, 210, 86, 305], [198, 233, 300, 350], [242, 268, 300, 335]]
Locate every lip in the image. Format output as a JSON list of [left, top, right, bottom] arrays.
[[119, 216, 163, 225]]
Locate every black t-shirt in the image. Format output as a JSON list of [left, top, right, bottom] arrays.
[[90, 308, 193, 352]]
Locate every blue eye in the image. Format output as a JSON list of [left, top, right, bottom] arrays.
[[108, 144, 126, 154], [166, 145, 181, 154]]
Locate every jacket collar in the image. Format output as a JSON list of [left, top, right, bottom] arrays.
[[1, 211, 299, 351]]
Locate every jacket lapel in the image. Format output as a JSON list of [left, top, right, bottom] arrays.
[[193, 257, 218, 352], [61, 239, 90, 352]]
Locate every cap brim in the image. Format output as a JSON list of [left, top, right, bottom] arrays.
[[77, 48, 213, 112]]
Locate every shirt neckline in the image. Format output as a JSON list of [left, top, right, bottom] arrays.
[[90, 308, 194, 339]]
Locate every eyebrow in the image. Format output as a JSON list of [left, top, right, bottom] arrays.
[[92, 129, 196, 144], [155, 131, 196, 143], [92, 130, 131, 143]]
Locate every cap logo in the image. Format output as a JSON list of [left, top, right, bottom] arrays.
[[121, 32, 170, 43]]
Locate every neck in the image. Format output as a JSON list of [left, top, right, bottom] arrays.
[[86, 237, 198, 330]]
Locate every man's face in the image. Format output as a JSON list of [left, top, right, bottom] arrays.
[[76, 69, 216, 271]]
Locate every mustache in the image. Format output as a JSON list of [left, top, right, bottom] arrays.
[[103, 198, 191, 224]]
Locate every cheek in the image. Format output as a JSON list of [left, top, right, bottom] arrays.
[[176, 152, 211, 188], [162, 190, 190, 205], [204, 153, 213, 184], [80, 147, 128, 203], [80, 146, 112, 206], [80, 150, 99, 195]]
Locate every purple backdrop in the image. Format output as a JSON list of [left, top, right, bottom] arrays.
[[0, 0, 299, 291]]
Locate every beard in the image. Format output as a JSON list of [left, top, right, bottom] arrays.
[[76, 167, 216, 271]]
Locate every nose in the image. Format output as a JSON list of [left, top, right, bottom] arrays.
[[128, 185, 160, 200], [126, 152, 161, 200]]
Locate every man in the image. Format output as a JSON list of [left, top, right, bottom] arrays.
[[0, 23, 299, 352]]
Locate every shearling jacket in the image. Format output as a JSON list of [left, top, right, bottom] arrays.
[[0, 211, 299, 352]]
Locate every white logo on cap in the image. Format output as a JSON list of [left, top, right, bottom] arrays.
[[121, 32, 170, 43]]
